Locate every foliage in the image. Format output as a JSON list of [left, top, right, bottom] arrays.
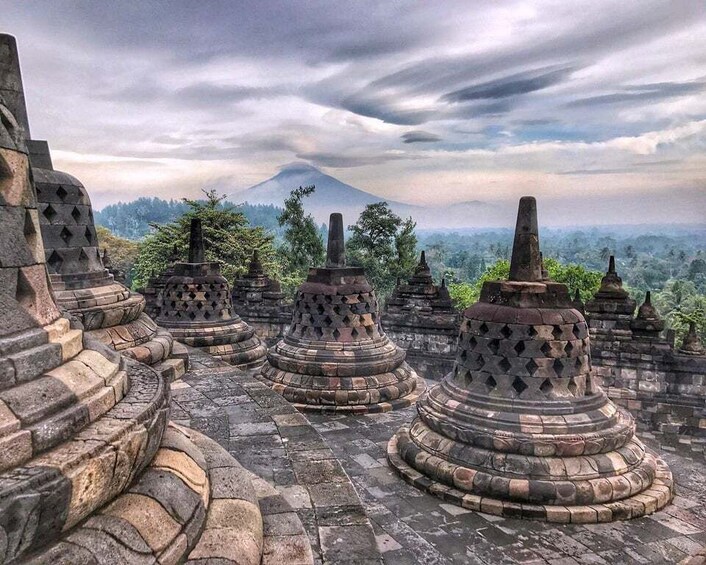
[[346, 202, 418, 300], [446, 259, 601, 311], [653, 279, 706, 343], [131, 190, 277, 290], [95, 196, 284, 240], [95, 226, 140, 286], [276, 185, 325, 296]]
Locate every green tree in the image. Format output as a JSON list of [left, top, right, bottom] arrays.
[[277, 185, 325, 295], [132, 189, 277, 290], [96, 226, 140, 286], [447, 258, 601, 310], [346, 202, 418, 300], [653, 279, 706, 343]]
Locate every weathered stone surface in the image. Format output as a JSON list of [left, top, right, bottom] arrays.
[[383, 251, 459, 381], [156, 219, 266, 370], [261, 212, 425, 413], [388, 196, 674, 522]]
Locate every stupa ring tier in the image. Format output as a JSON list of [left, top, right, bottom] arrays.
[[156, 244, 267, 370], [31, 141, 188, 381], [261, 213, 425, 413], [388, 196, 673, 523]]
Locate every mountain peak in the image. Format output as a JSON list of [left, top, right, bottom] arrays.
[[277, 162, 322, 176]]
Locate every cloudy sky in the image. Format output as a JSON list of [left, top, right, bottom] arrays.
[[3, 0, 705, 225]]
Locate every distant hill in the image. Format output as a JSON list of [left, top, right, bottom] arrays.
[[228, 162, 501, 229], [95, 197, 283, 240]]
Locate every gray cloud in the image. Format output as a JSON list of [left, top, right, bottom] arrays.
[[566, 81, 705, 107], [442, 67, 575, 103], [401, 131, 442, 143]]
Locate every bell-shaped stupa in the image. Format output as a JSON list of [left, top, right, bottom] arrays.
[[383, 251, 459, 380], [232, 249, 291, 345], [260, 213, 425, 413], [0, 35, 272, 564], [388, 196, 673, 522], [156, 218, 267, 369], [585, 256, 637, 342], [30, 135, 187, 380]]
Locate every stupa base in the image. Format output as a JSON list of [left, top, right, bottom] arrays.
[[24, 423, 270, 565], [387, 425, 674, 523], [268, 374, 427, 414]]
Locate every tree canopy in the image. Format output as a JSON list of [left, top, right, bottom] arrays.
[[276, 185, 325, 296], [346, 202, 418, 300], [131, 190, 277, 290]]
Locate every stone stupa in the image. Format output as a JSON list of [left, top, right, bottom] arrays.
[[0, 34, 269, 564], [156, 218, 267, 369], [383, 251, 459, 380], [141, 243, 180, 319], [585, 256, 637, 343], [232, 249, 291, 345], [387, 196, 673, 522], [260, 212, 425, 413], [29, 134, 187, 380]]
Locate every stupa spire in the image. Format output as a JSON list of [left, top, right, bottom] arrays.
[[0, 34, 31, 139], [188, 218, 205, 263], [509, 196, 542, 282], [325, 212, 345, 268]]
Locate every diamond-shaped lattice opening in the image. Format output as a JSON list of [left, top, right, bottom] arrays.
[[573, 325, 582, 339], [188, 312, 196, 320], [564, 341, 575, 355], [552, 325, 563, 339], [203, 311, 211, 320], [575, 357, 583, 369], [553, 358, 564, 377], [204, 292, 211, 299], [540, 341, 553, 356], [333, 328, 341, 340], [525, 357, 539, 374], [211, 301, 218, 309], [176, 291, 183, 299], [351, 327, 359, 338], [366, 325, 375, 337], [512, 376, 528, 396], [477, 355, 486, 369], [479, 322, 489, 335], [196, 302, 203, 309], [56, 185, 68, 201], [15, 269, 37, 311], [459, 349, 468, 361], [568, 378, 578, 396], [499, 357, 512, 372], [195, 284, 203, 291], [317, 304, 325, 314], [78, 249, 90, 269], [23, 210, 38, 250], [314, 326, 324, 338], [528, 326, 538, 337], [323, 315, 332, 326], [501, 325, 512, 338], [514, 341, 526, 355], [43, 203, 57, 222], [59, 226, 72, 244], [71, 206, 81, 223], [484, 375, 497, 390], [189, 291, 196, 299], [341, 296, 349, 303], [468, 335, 477, 349], [540, 379, 553, 395]]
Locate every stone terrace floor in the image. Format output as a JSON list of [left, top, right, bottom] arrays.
[[172, 351, 706, 564]]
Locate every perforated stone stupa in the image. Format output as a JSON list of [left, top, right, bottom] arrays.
[[383, 251, 459, 380], [232, 249, 291, 345], [141, 243, 180, 319], [0, 35, 275, 564], [30, 138, 187, 381], [388, 196, 674, 522], [156, 218, 267, 369], [260, 212, 425, 413]]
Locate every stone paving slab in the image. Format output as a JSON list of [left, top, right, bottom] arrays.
[[305, 392, 706, 565], [174, 347, 383, 564]]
